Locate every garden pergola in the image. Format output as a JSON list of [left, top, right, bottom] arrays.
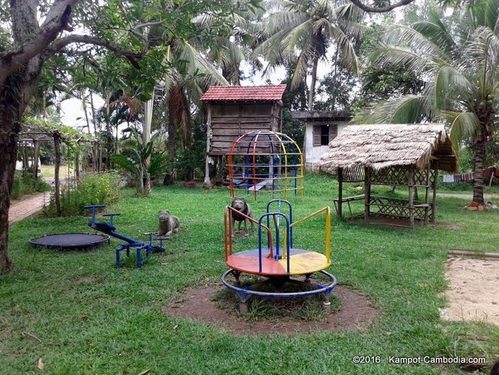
[[18, 124, 99, 216]]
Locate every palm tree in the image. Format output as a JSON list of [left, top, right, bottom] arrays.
[[159, 39, 229, 176], [193, 0, 265, 85], [353, 0, 499, 204], [253, 0, 365, 110]]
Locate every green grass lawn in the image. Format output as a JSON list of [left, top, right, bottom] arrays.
[[2, 173, 499, 374]]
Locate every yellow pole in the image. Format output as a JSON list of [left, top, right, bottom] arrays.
[[289, 206, 331, 262], [325, 206, 331, 262]]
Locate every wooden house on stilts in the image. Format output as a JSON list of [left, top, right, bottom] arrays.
[[200, 84, 287, 186]]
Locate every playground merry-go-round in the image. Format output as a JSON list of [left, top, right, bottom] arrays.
[[223, 199, 337, 313]]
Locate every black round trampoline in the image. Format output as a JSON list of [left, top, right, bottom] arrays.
[[29, 233, 110, 250]]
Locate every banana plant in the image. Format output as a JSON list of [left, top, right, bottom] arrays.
[[111, 128, 168, 196]]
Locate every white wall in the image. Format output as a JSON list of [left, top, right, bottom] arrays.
[[304, 122, 349, 170], [16, 158, 41, 170]]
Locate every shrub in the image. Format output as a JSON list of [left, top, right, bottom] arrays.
[[11, 171, 51, 200], [44, 171, 122, 217]]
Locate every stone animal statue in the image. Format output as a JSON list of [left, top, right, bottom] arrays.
[[230, 197, 253, 236], [157, 210, 180, 238]]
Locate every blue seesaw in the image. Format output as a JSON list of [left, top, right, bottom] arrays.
[[84, 205, 167, 268]]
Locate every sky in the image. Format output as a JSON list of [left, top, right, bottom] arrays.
[[60, 96, 104, 130]]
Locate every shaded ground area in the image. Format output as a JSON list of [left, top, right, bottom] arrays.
[[163, 284, 377, 335]]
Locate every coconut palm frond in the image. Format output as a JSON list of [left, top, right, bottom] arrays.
[[210, 37, 245, 69], [328, 26, 360, 75], [253, 29, 291, 64], [178, 41, 228, 86], [434, 65, 472, 109], [384, 25, 451, 63], [336, 1, 365, 22], [161, 69, 181, 95], [390, 95, 430, 123], [281, 20, 313, 54], [441, 110, 481, 148], [369, 46, 426, 75], [471, 0, 499, 30], [290, 49, 311, 91], [353, 95, 429, 124], [263, 11, 307, 36], [412, 21, 457, 57], [462, 27, 499, 81]]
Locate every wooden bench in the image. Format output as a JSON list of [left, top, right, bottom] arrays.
[[368, 196, 430, 221], [333, 194, 365, 216]]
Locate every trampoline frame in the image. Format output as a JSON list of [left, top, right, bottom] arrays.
[[29, 232, 110, 251]]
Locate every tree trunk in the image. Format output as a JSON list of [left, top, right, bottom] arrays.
[[22, 146, 29, 176], [167, 88, 178, 182], [0, 90, 20, 273], [0, 67, 43, 273], [33, 140, 40, 180], [472, 131, 486, 205], [307, 57, 319, 111], [143, 95, 154, 196]]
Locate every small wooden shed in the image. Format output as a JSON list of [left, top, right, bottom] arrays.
[[200, 84, 287, 184], [315, 124, 458, 228]]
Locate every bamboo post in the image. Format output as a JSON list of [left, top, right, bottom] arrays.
[[408, 166, 415, 228], [53, 132, 61, 217], [337, 167, 343, 219], [364, 167, 371, 222], [33, 140, 40, 180], [431, 161, 439, 223], [424, 163, 430, 223]]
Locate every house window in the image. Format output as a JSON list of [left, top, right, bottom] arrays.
[[320, 125, 329, 145], [313, 124, 338, 146]]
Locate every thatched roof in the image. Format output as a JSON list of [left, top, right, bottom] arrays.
[[315, 124, 458, 174]]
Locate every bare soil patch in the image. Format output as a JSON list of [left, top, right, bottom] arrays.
[[162, 284, 377, 336], [442, 256, 499, 325], [350, 216, 463, 230]]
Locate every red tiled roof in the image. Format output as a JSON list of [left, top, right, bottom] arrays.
[[200, 84, 287, 102]]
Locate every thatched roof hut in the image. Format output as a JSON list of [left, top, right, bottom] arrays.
[[315, 124, 458, 228], [316, 124, 457, 174]]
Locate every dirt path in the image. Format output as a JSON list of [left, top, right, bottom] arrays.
[[9, 192, 50, 224], [437, 192, 499, 201]]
